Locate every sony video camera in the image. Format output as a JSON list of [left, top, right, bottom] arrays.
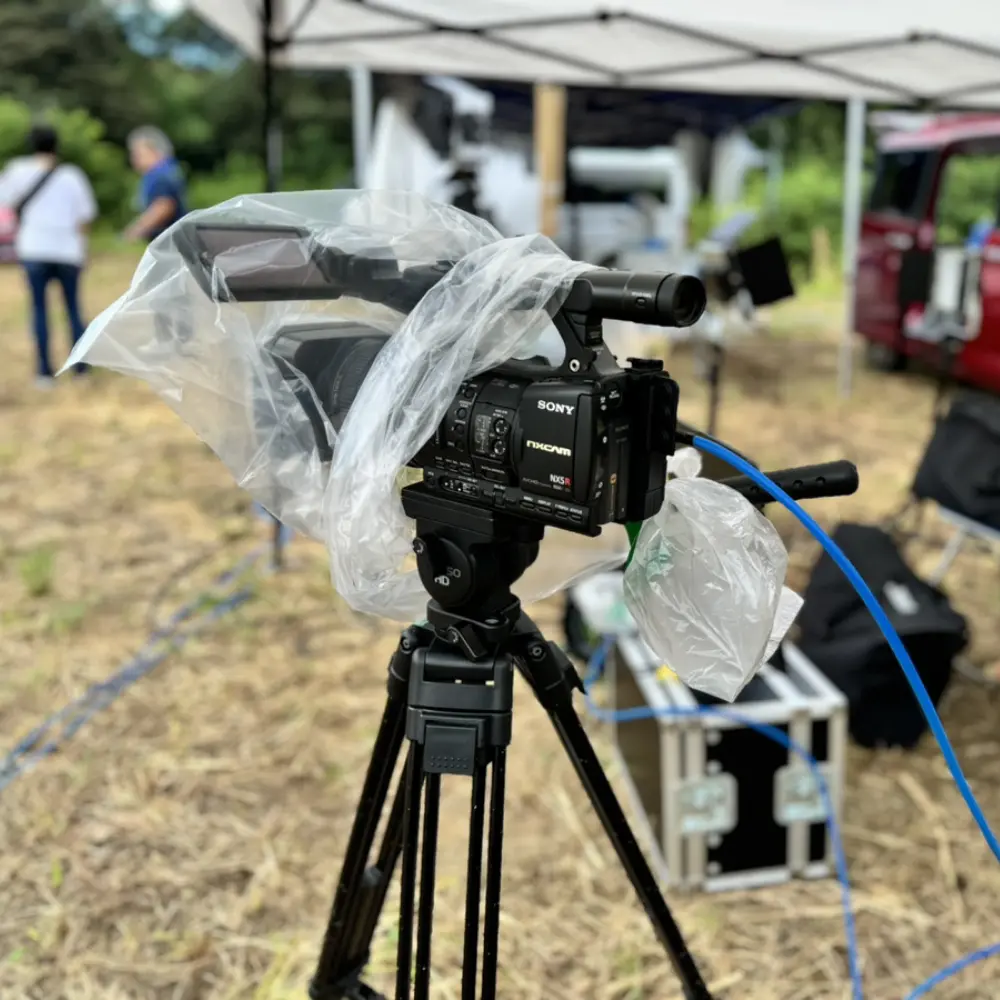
[[173, 222, 706, 538]]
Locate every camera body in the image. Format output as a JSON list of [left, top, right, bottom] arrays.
[[271, 321, 680, 538], [412, 364, 678, 536], [177, 221, 702, 538]]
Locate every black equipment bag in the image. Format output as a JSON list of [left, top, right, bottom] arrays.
[[912, 392, 1000, 529], [796, 523, 968, 749]]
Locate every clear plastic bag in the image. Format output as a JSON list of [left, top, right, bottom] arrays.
[[66, 189, 628, 621], [622, 477, 796, 702]]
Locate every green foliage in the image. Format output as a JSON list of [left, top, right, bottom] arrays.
[[686, 198, 720, 247], [935, 153, 1000, 245], [0, 97, 32, 153], [18, 545, 56, 598], [739, 159, 845, 278], [187, 152, 352, 212], [687, 158, 846, 281], [0, 0, 159, 144], [44, 600, 89, 637]]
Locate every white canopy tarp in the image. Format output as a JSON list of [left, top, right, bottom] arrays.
[[190, 0, 1000, 107]]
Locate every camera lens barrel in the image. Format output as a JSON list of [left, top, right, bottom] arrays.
[[571, 270, 707, 328]]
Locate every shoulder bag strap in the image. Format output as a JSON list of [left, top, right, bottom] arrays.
[[14, 164, 60, 222]]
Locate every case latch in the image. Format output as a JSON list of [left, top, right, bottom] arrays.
[[675, 774, 737, 835]]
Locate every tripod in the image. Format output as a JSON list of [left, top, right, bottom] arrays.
[[309, 484, 712, 1000]]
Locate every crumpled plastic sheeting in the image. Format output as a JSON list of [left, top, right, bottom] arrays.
[[623, 477, 791, 702], [66, 189, 628, 621]]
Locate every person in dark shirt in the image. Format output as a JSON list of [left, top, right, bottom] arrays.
[[123, 126, 188, 242]]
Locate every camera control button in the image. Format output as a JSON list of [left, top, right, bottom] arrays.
[[456, 406, 469, 420], [569, 510, 584, 523], [520, 498, 535, 510]]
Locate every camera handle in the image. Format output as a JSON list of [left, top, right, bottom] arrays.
[[308, 492, 712, 1000]]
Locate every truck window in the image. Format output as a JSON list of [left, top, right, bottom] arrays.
[[868, 150, 931, 219], [935, 150, 1000, 245]]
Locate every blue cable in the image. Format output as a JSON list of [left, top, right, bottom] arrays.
[[691, 435, 1000, 866], [905, 940, 1000, 998], [0, 546, 266, 793], [583, 639, 864, 1000]]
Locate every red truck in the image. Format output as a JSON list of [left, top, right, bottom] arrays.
[[854, 114, 1000, 392]]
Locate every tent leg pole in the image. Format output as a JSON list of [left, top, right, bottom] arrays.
[[351, 66, 373, 186], [261, 0, 285, 567], [261, 0, 283, 194], [262, 0, 276, 192], [839, 97, 866, 399], [534, 83, 567, 240]]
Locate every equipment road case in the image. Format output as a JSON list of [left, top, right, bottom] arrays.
[[605, 634, 848, 893]]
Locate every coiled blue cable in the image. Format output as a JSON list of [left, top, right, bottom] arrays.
[[904, 940, 1000, 998], [583, 638, 864, 1000], [691, 435, 1000, 865]]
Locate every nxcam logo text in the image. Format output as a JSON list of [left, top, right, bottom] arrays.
[[527, 440, 571, 457]]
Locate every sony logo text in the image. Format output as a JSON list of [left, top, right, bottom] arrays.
[[537, 400, 575, 416]]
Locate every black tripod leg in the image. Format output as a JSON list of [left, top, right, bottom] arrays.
[[461, 768, 487, 1000], [310, 630, 424, 1000], [480, 748, 507, 1000], [344, 784, 406, 967], [706, 341, 723, 438], [414, 773, 441, 1000], [514, 627, 712, 1000], [396, 744, 424, 1000]]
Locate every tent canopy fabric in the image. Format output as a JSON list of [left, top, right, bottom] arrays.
[[190, 0, 1000, 108]]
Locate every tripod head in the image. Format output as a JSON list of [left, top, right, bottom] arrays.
[[402, 483, 543, 659], [402, 449, 861, 662]]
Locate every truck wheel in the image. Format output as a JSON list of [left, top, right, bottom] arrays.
[[865, 340, 906, 372]]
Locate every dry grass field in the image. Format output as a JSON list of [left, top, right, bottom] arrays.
[[1, 250, 999, 999]]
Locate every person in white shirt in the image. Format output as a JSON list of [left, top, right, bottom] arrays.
[[0, 125, 98, 386]]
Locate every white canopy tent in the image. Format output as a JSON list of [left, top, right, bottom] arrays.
[[189, 0, 1000, 104], [185, 0, 1000, 396]]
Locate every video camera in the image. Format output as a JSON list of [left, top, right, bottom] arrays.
[[175, 222, 707, 539]]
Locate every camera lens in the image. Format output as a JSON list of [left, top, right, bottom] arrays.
[[654, 274, 707, 328], [310, 337, 388, 431]]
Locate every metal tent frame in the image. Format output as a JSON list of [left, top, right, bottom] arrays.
[[224, 0, 1000, 398]]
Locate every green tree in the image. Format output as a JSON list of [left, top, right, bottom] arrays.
[[0, 0, 159, 144]]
